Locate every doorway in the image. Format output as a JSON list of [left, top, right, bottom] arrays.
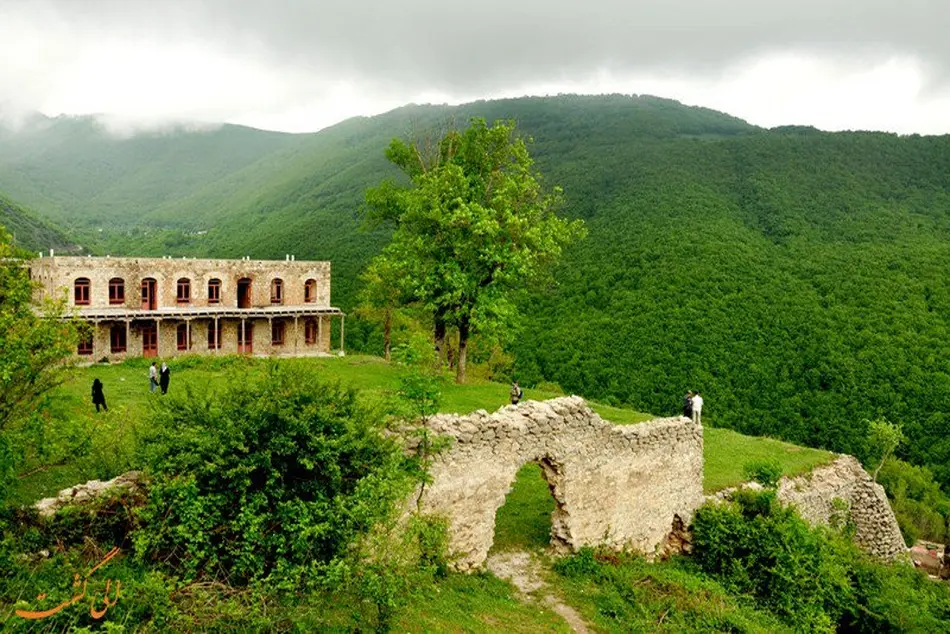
[[238, 321, 253, 354], [238, 278, 252, 308], [141, 278, 157, 310], [490, 459, 567, 554], [141, 321, 158, 357]]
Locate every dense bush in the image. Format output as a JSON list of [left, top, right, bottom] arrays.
[[692, 490, 950, 632], [878, 458, 950, 544], [134, 363, 415, 585]]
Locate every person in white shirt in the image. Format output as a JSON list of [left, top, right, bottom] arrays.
[[691, 392, 703, 425]]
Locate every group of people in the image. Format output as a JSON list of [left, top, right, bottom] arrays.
[[90, 360, 172, 413], [149, 361, 171, 394], [683, 390, 703, 424]]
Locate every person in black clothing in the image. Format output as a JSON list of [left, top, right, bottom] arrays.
[[92, 378, 107, 412], [159, 361, 170, 395], [683, 391, 694, 418]]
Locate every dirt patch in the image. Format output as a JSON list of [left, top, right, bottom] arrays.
[[487, 550, 592, 634]]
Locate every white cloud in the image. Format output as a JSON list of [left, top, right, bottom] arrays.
[[1, 0, 948, 134]]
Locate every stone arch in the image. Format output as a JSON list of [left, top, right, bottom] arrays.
[[417, 396, 704, 570]]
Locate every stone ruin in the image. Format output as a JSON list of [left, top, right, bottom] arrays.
[[777, 455, 908, 561], [416, 396, 705, 570], [416, 397, 908, 571]]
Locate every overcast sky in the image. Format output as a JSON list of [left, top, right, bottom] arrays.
[[2, 0, 948, 134]]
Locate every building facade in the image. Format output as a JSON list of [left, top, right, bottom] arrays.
[[30, 255, 344, 361]]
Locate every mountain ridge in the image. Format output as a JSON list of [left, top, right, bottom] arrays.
[[2, 94, 950, 490]]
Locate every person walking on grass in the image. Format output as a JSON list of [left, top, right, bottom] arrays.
[[692, 391, 704, 425], [160, 361, 170, 395], [149, 361, 158, 393], [91, 378, 107, 412]]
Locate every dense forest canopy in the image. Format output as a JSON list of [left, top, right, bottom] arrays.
[[2, 94, 950, 488]]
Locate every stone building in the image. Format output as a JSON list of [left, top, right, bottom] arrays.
[[29, 254, 344, 360]]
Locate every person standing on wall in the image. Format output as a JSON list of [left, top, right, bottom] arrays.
[[160, 361, 171, 395], [683, 391, 694, 419], [149, 361, 159, 393], [91, 378, 107, 412], [692, 391, 704, 425]]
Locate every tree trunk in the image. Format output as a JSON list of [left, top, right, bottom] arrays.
[[456, 319, 469, 384], [433, 314, 446, 370], [383, 308, 392, 362]]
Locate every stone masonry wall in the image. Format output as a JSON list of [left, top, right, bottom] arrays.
[[30, 256, 332, 309], [417, 396, 704, 571], [777, 455, 907, 561]]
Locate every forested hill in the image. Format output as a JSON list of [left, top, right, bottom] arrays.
[[0, 192, 77, 253], [3, 95, 950, 488]]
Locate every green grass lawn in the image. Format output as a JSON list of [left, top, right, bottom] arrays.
[[703, 427, 834, 493], [15, 353, 832, 506]]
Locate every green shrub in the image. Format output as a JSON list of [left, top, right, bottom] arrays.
[[134, 363, 415, 585], [693, 491, 852, 632], [742, 458, 784, 488], [692, 490, 950, 632]]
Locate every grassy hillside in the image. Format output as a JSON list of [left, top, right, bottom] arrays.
[[13, 354, 831, 507], [4, 95, 950, 492]]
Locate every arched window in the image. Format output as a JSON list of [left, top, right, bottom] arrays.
[[207, 278, 221, 304], [304, 279, 316, 303], [271, 278, 283, 304], [177, 278, 191, 303], [108, 278, 125, 305], [74, 278, 90, 305]]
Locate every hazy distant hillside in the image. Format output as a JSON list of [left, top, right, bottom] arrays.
[[5, 95, 950, 488], [0, 192, 77, 253], [0, 114, 299, 231]]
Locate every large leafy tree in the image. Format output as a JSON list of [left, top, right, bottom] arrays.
[[0, 226, 77, 502], [366, 118, 585, 383]]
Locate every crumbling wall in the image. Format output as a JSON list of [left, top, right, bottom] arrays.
[[777, 455, 907, 561], [418, 396, 704, 571]]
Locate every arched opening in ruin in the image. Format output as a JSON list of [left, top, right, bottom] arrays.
[[490, 457, 571, 555]]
